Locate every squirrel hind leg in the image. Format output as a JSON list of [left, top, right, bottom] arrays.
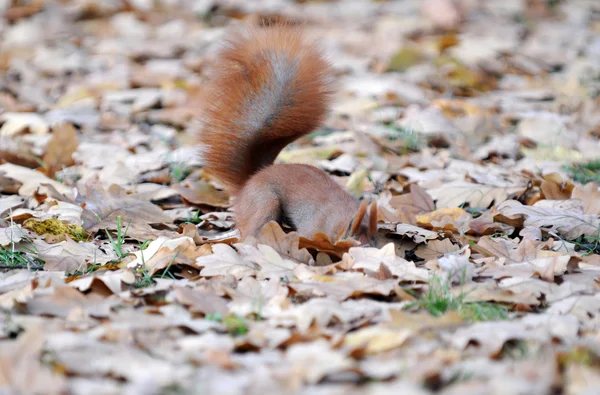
[[234, 188, 282, 241]]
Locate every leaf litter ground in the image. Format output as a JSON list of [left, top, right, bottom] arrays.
[[1, 0, 600, 394]]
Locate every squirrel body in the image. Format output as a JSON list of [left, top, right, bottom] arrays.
[[198, 25, 376, 242]]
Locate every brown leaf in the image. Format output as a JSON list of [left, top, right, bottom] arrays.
[[42, 123, 79, 178], [572, 183, 600, 215], [287, 274, 399, 302], [427, 181, 526, 209], [498, 199, 599, 240], [0, 326, 67, 394], [476, 236, 537, 264], [386, 184, 435, 223], [128, 235, 211, 276], [196, 243, 257, 279], [299, 232, 360, 259], [79, 180, 173, 241], [25, 286, 119, 317], [173, 286, 229, 315], [415, 238, 459, 260], [172, 179, 230, 208], [253, 221, 314, 265]]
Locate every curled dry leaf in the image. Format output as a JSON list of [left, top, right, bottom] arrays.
[[416, 207, 472, 232], [68, 270, 136, 295], [498, 199, 600, 240], [172, 179, 231, 208], [386, 223, 438, 243], [346, 243, 429, 282], [253, 221, 314, 265], [344, 325, 412, 355], [128, 235, 212, 275], [0, 112, 49, 136], [299, 232, 361, 260], [0, 163, 73, 197], [384, 184, 435, 223]]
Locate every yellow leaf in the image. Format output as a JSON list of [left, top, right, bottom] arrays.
[[416, 207, 469, 226], [345, 168, 368, 197]]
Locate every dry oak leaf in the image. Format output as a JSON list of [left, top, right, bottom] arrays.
[[416, 207, 472, 232], [384, 184, 435, 223], [271, 298, 373, 333], [0, 225, 28, 246], [0, 326, 67, 394], [78, 180, 173, 241], [0, 163, 73, 197], [0, 271, 65, 309], [42, 123, 79, 178], [478, 255, 571, 282], [299, 231, 360, 259], [454, 282, 540, 306], [540, 173, 574, 200], [343, 324, 412, 355], [237, 243, 299, 280], [384, 223, 438, 243], [172, 179, 230, 208], [427, 180, 525, 209], [476, 236, 537, 263], [388, 310, 464, 331], [172, 286, 229, 316], [346, 243, 429, 282], [284, 339, 354, 385], [0, 112, 49, 136], [415, 238, 459, 260], [445, 315, 578, 356], [127, 235, 211, 276], [227, 277, 289, 317], [25, 286, 120, 318], [287, 273, 399, 302], [68, 270, 136, 295], [467, 206, 515, 235], [196, 243, 257, 279], [546, 294, 600, 323], [252, 221, 314, 265], [571, 183, 600, 215], [34, 236, 117, 272], [0, 195, 26, 217], [498, 199, 599, 240]]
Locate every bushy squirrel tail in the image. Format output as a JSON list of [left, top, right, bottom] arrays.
[[197, 25, 334, 193]]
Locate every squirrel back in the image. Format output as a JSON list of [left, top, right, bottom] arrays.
[[198, 25, 334, 193]]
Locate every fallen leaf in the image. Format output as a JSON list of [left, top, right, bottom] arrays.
[[42, 123, 79, 178], [498, 199, 599, 240], [78, 180, 173, 241], [196, 243, 257, 279]]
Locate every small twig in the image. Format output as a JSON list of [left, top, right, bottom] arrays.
[[0, 264, 44, 270]]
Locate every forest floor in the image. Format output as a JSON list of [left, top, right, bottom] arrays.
[[1, 0, 600, 394]]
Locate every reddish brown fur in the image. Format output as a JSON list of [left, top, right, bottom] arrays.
[[198, 25, 377, 242], [199, 25, 333, 193]]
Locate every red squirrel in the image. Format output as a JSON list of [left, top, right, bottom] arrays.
[[197, 24, 377, 243]]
